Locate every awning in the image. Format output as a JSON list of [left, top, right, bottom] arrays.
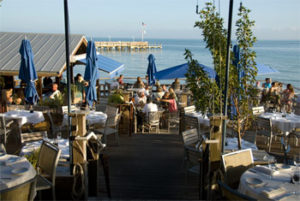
[[76, 54, 124, 78], [154, 63, 216, 80]]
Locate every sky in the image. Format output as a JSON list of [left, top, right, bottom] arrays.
[[0, 0, 300, 40]]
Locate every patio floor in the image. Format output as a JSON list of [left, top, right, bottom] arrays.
[[96, 131, 199, 200]]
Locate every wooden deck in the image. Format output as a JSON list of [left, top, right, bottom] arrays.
[[96, 131, 199, 200]]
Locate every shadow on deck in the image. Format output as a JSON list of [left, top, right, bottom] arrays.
[[97, 133, 198, 200]]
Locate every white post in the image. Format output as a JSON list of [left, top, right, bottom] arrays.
[[141, 26, 144, 42]]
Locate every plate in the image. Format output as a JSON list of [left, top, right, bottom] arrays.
[[246, 177, 264, 186], [276, 164, 291, 170], [11, 167, 28, 175]]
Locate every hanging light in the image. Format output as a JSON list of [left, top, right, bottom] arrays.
[[196, 0, 199, 14]]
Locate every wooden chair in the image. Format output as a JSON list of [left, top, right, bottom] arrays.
[[184, 105, 196, 114], [289, 127, 300, 146], [142, 111, 160, 134], [105, 105, 119, 117], [94, 113, 122, 145], [221, 149, 254, 189], [255, 117, 273, 152], [0, 115, 13, 145], [181, 128, 202, 168], [167, 111, 180, 133], [252, 106, 265, 116], [217, 180, 257, 201], [36, 140, 61, 201]]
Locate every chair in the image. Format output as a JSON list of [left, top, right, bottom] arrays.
[[221, 149, 254, 189], [0, 115, 13, 145], [217, 180, 257, 201], [36, 140, 61, 201], [252, 106, 265, 116], [167, 111, 180, 133], [43, 111, 66, 139], [289, 127, 300, 146], [181, 128, 203, 169], [184, 105, 196, 114], [255, 117, 273, 152], [105, 105, 119, 117], [94, 113, 122, 145], [142, 112, 160, 133]]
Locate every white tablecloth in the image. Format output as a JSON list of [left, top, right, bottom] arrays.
[[62, 111, 107, 127], [239, 164, 300, 200], [185, 112, 210, 127], [0, 154, 36, 191], [260, 112, 300, 133], [225, 137, 258, 151], [3, 110, 44, 126], [20, 139, 69, 159]]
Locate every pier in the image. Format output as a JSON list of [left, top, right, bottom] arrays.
[[95, 41, 162, 51]]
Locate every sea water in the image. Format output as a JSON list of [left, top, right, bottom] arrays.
[[72, 38, 300, 89]]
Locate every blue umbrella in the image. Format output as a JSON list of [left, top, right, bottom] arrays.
[[146, 54, 157, 85], [154, 63, 216, 80], [84, 41, 99, 107], [19, 39, 39, 105]]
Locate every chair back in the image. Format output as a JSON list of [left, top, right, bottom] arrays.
[[0, 115, 6, 135], [21, 131, 45, 144], [182, 128, 199, 146], [146, 112, 160, 125], [252, 106, 265, 115], [184, 105, 196, 114], [105, 113, 122, 128], [105, 105, 119, 117], [222, 149, 254, 188], [184, 115, 199, 131], [256, 117, 272, 137], [37, 141, 61, 185]]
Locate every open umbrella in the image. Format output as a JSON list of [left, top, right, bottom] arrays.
[[84, 41, 99, 107], [154, 63, 216, 80], [19, 39, 39, 105], [146, 54, 157, 85]]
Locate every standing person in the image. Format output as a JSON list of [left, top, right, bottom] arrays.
[[75, 73, 86, 102], [282, 84, 295, 112], [117, 74, 124, 87]]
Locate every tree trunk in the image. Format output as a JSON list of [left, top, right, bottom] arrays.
[[237, 122, 242, 149]]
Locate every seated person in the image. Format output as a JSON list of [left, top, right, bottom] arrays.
[[153, 87, 164, 102], [47, 83, 61, 99], [171, 78, 181, 91], [134, 90, 147, 107], [110, 79, 119, 90], [160, 93, 178, 113], [143, 97, 158, 115], [262, 78, 272, 89], [159, 92, 170, 109], [133, 77, 145, 89], [144, 85, 150, 97]]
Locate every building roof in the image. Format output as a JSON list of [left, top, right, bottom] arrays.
[[0, 32, 87, 77]]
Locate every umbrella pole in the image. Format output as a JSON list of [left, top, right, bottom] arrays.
[[64, 0, 73, 174], [221, 0, 234, 153]]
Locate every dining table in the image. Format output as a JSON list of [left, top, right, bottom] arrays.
[[238, 164, 300, 200], [2, 109, 44, 126], [259, 112, 300, 134], [62, 110, 107, 127], [0, 154, 36, 193]]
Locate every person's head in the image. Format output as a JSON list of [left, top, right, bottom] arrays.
[[138, 91, 145, 97], [279, 82, 283, 87], [266, 78, 271, 83], [169, 93, 176, 99], [162, 85, 167, 90], [163, 92, 169, 98], [287, 84, 294, 93], [52, 83, 58, 91], [145, 75, 149, 81], [169, 87, 175, 94], [145, 85, 149, 90], [137, 77, 142, 82], [271, 82, 276, 87], [75, 73, 83, 82], [256, 81, 260, 87], [157, 87, 163, 92], [119, 74, 124, 79], [147, 97, 153, 104], [175, 78, 179, 83]]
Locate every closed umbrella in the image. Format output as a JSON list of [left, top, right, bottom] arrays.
[[146, 54, 157, 85], [84, 41, 99, 107], [19, 39, 39, 105]]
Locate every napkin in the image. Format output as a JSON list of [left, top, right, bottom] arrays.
[[253, 166, 279, 176], [260, 187, 286, 199]]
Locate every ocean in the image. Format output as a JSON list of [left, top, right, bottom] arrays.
[[73, 38, 300, 89]]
